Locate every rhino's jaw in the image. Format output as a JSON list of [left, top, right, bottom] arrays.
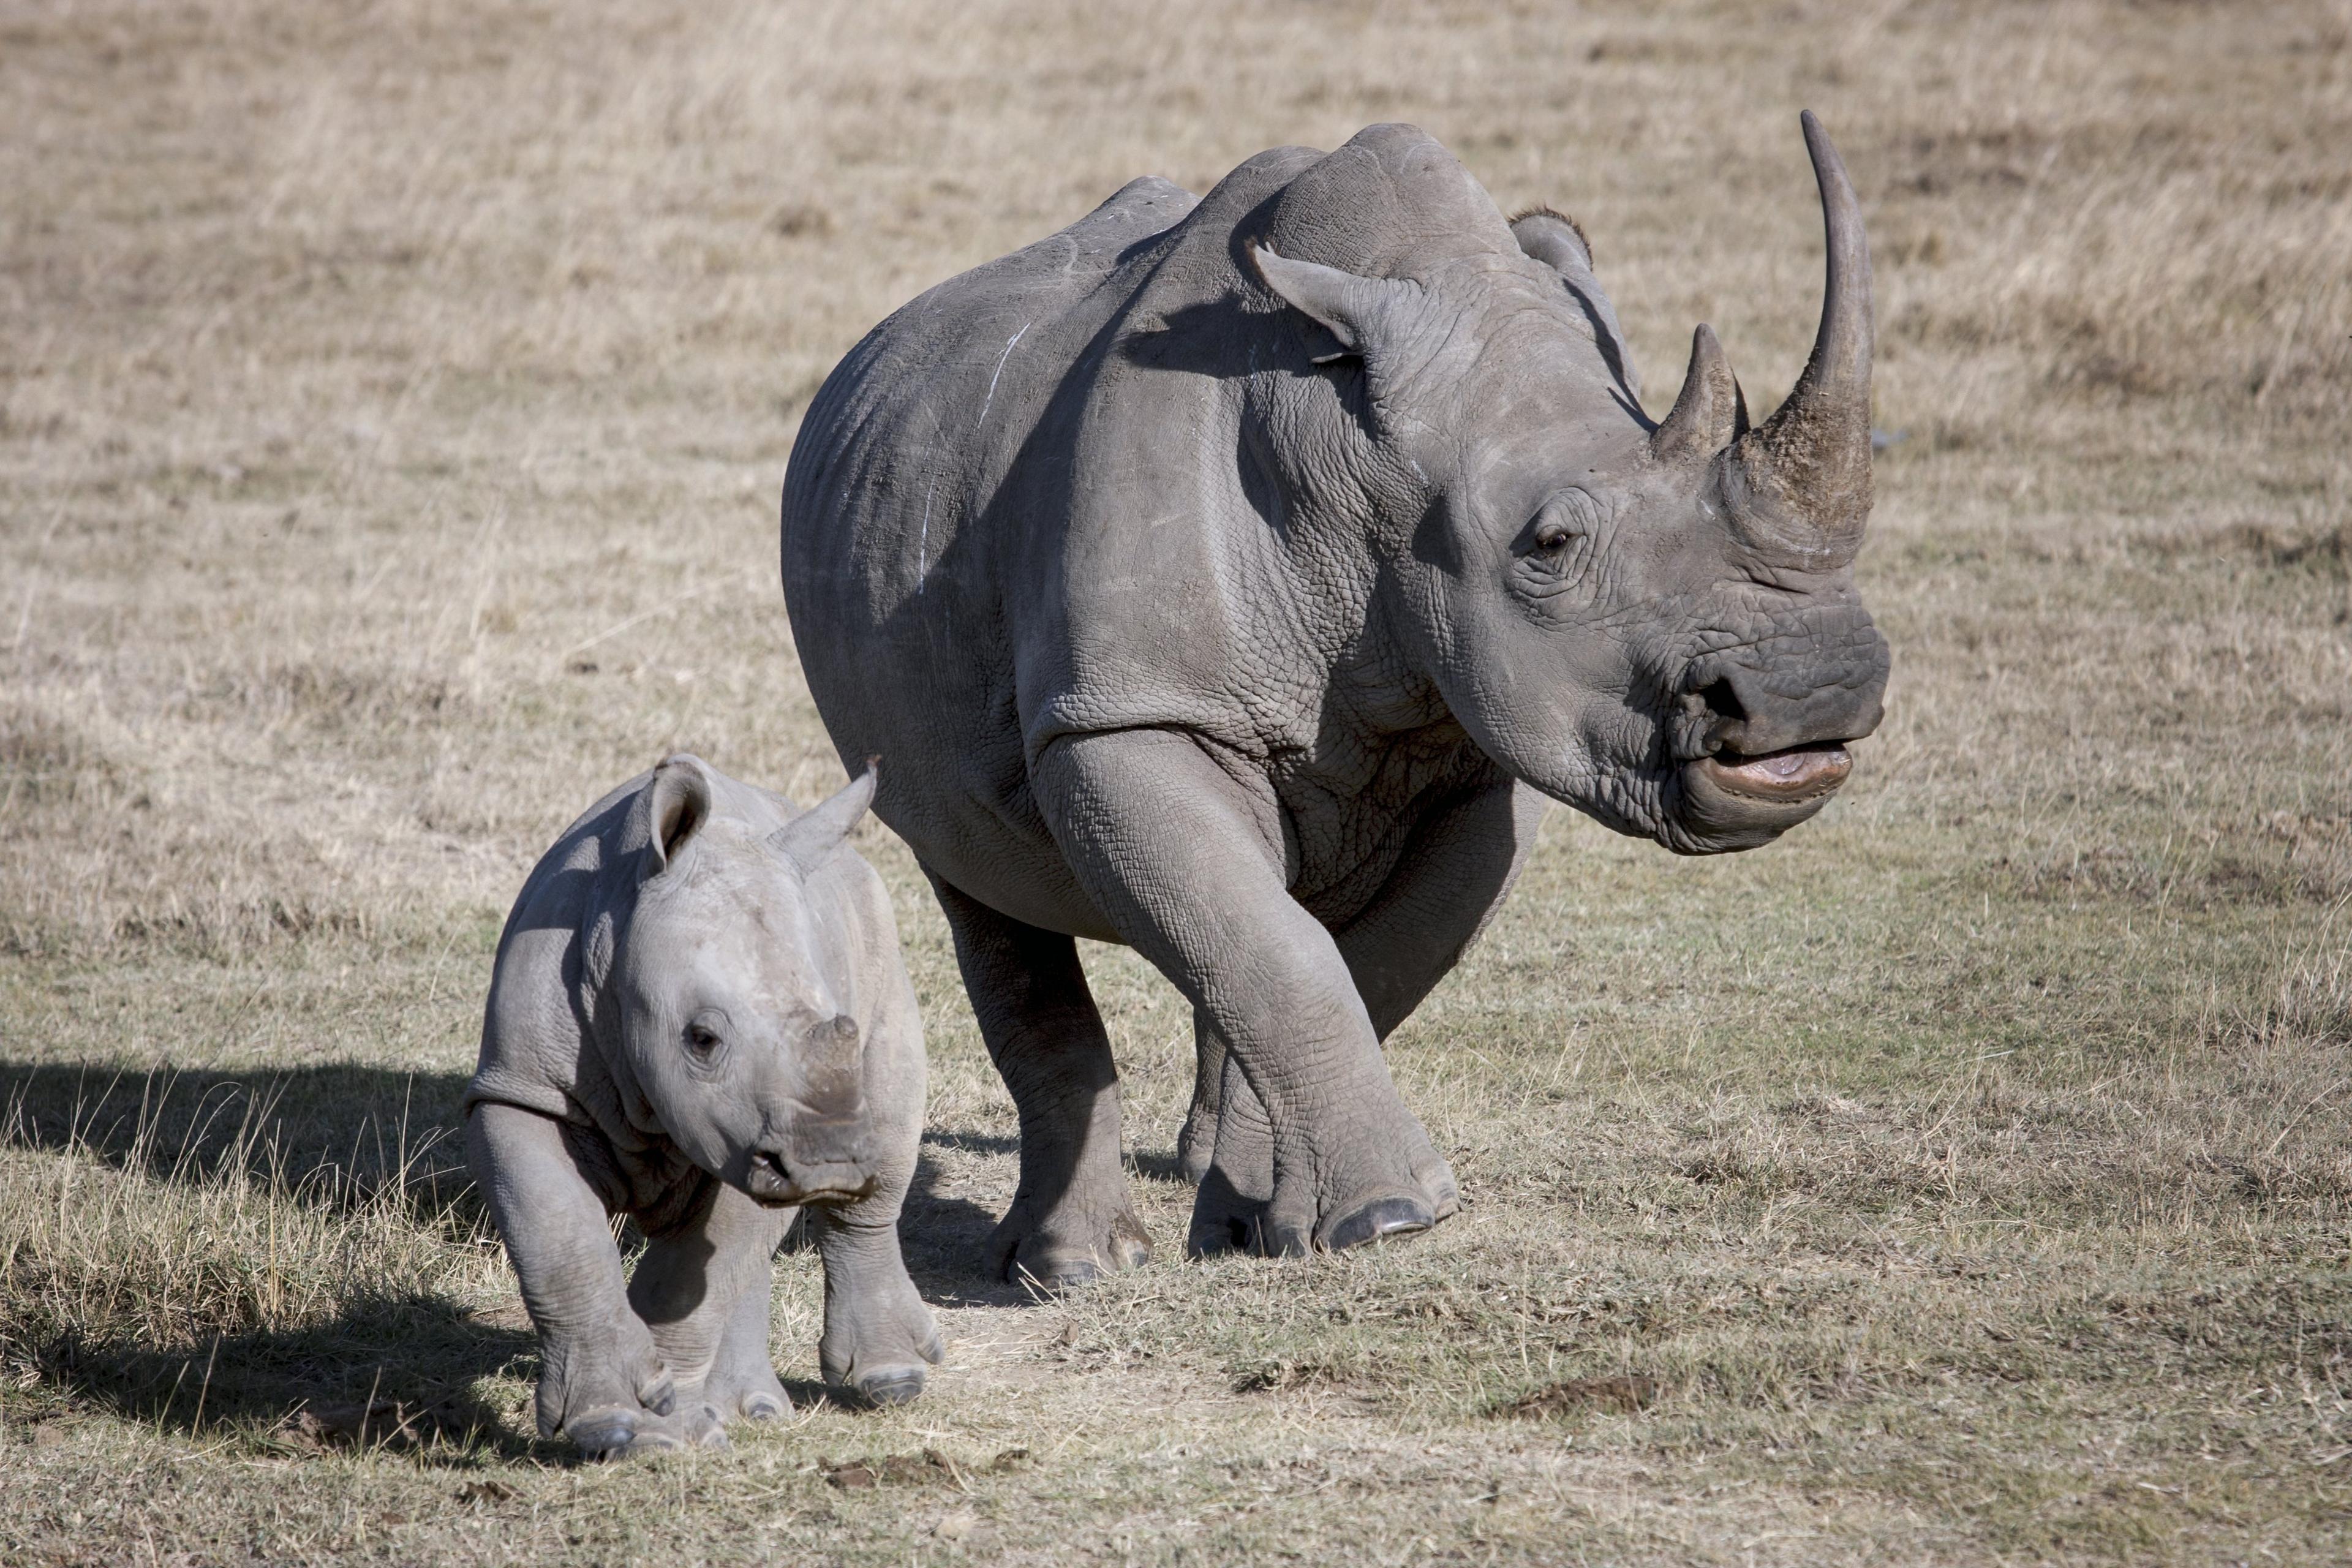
[[1671, 742, 1853, 852]]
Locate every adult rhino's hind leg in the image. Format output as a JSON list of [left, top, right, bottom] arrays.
[[1175, 1010, 1226, 1185], [928, 872, 1152, 1289]]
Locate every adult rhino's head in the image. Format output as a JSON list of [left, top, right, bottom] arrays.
[[608, 755, 881, 1202], [1251, 115, 1889, 853]]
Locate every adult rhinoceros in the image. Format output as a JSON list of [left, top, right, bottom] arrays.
[[781, 114, 1890, 1283]]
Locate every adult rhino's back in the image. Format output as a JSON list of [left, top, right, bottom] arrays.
[[781, 175, 1197, 930]]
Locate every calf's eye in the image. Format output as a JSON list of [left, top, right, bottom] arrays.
[[683, 1011, 727, 1057]]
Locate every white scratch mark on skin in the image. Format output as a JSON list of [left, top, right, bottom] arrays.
[[1408, 458, 1428, 483], [916, 473, 938, 591], [978, 320, 1034, 429]]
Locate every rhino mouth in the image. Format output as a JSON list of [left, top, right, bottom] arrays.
[[744, 1155, 876, 1208], [1667, 742, 1854, 854], [1692, 743, 1851, 803]]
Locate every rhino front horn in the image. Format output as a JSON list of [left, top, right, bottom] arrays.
[[1717, 110, 1874, 570]]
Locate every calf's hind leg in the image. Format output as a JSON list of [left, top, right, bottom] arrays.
[[929, 870, 1151, 1289], [699, 1258, 791, 1422], [628, 1182, 796, 1448]]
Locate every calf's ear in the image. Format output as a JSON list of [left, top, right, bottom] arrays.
[[643, 754, 714, 880], [1251, 245, 1424, 364], [772, 758, 879, 875]]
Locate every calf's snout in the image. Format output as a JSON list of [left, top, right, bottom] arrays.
[[739, 1012, 877, 1207]]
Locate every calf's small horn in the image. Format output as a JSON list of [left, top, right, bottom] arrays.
[[1718, 111, 1874, 568]]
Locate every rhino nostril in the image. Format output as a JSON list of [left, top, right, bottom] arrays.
[[1695, 677, 1747, 728]]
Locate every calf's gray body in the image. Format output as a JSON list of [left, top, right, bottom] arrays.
[[782, 118, 1890, 1280], [467, 756, 941, 1457]]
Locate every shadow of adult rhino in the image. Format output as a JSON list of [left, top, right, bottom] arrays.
[[782, 116, 1891, 1283]]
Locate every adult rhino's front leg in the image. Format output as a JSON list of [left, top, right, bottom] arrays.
[[1184, 775, 1543, 1254], [929, 872, 1152, 1289], [1036, 728, 1455, 1256]]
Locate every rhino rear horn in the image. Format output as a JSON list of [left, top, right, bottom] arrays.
[[1650, 325, 1741, 463], [1718, 110, 1874, 568], [644, 754, 714, 878], [771, 758, 878, 875]]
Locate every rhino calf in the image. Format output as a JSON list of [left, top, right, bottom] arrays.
[[466, 755, 943, 1458]]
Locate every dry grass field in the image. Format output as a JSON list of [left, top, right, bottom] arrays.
[[4, 0, 2350, 1562]]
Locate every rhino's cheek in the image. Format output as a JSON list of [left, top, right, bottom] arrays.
[[632, 1059, 762, 1185]]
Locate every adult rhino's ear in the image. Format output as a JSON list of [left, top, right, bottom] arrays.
[[1510, 206, 1641, 401], [1250, 244, 1423, 364], [771, 758, 878, 876], [643, 754, 715, 880]]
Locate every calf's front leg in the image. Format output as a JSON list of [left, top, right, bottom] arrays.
[[467, 1101, 677, 1457]]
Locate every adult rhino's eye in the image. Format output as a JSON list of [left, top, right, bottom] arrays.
[[1520, 492, 1600, 595]]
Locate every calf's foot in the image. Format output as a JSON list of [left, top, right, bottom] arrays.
[[693, 1269, 791, 1423], [537, 1313, 685, 1458], [570, 1399, 729, 1460], [813, 1212, 949, 1405], [702, 1333, 791, 1423]]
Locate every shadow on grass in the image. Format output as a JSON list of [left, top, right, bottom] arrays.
[[0, 1059, 482, 1232], [894, 1144, 1036, 1307], [899, 1128, 1207, 1307], [39, 1292, 541, 1462], [2, 1058, 1036, 1305]]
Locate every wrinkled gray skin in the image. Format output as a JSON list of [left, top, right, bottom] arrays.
[[466, 756, 942, 1458], [781, 116, 1891, 1281]]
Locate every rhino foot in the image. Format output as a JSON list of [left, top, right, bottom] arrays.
[[1319, 1193, 1436, 1251], [986, 1198, 1152, 1291], [854, 1365, 930, 1408], [565, 1400, 728, 1460], [1174, 1115, 1216, 1187], [816, 1245, 948, 1406], [1186, 1117, 1459, 1259], [703, 1350, 791, 1423]]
